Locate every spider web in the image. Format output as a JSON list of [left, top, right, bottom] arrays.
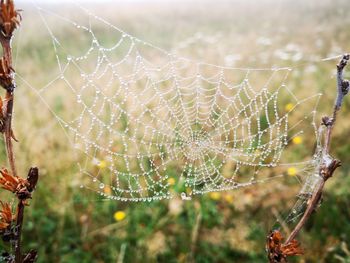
[[17, 4, 324, 202], [281, 125, 331, 226]]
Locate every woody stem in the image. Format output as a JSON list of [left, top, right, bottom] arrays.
[[0, 32, 22, 262], [284, 180, 325, 244], [0, 36, 17, 177], [4, 91, 16, 177], [283, 54, 349, 247]]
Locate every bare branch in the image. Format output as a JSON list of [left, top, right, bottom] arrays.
[[0, 1, 39, 262], [268, 54, 350, 262], [285, 54, 349, 247], [335, 54, 350, 110]]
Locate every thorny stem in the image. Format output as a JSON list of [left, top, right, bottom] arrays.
[[0, 36, 17, 178], [0, 35, 22, 263], [4, 92, 17, 176], [283, 54, 349, 246], [0, 2, 38, 262], [0, 21, 25, 263]]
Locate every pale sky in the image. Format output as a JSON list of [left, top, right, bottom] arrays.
[[18, 0, 175, 2]]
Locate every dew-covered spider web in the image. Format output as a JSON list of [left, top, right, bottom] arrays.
[[16, 3, 330, 205]]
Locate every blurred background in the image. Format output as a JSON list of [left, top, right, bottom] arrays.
[[0, 0, 349, 262]]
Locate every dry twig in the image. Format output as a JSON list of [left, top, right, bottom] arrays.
[[0, 1, 39, 262], [267, 54, 350, 262]]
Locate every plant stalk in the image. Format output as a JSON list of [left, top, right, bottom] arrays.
[[4, 92, 17, 177], [283, 54, 349, 247], [0, 26, 22, 263]]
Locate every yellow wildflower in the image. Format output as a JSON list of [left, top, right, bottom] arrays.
[[97, 160, 107, 169], [209, 192, 221, 201], [287, 167, 297, 176], [167, 177, 176, 186], [114, 211, 126, 222], [285, 103, 294, 112], [292, 136, 302, 145], [224, 193, 234, 203], [104, 186, 112, 195]]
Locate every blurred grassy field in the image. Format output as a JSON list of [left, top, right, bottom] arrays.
[[1, 0, 350, 262]]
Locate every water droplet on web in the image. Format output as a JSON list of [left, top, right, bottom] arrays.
[[181, 192, 191, 201], [99, 183, 105, 189]]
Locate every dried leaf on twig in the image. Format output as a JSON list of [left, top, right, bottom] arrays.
[[0, 201, 14, 230], [0, 168, 29, 199], [267, 230, 303, 263], [26, 167, 38, 193], [0, 0, 21, 38], [0, 56, 13, 89]]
